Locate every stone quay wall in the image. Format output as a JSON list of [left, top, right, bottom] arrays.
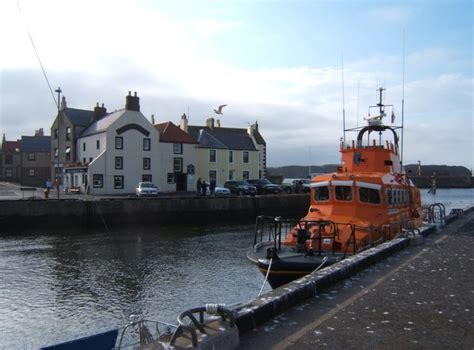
[[0, 194, 310, 229]]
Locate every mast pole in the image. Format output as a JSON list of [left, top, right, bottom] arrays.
[[342, 53, 346, 143], [401, 32, 406, 166]]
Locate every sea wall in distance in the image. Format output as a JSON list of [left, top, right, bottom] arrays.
[[0, 195, 310, 230]]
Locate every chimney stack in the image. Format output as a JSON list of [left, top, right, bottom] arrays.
[[60, 96, 67, 111], [206, 117, 215, 129], [93, 102, 107, 122], [125, 91, 140, 112], [180, 113, 188, 132], [35, 128, 44, 136]]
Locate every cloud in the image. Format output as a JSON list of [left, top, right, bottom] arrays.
[[1, 1, 472, 169]]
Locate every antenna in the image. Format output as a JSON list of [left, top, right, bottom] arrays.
[[357, 80, 360, 127], [401, 32, 406, 166], [341, 53, 346, 143]]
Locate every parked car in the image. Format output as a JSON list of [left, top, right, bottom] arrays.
[[136, 182, 158, 197], [281, 178, 311, 194], [206, 185, 231, 196], [247, 179, 283, 195], [224, 180, 257, 195]]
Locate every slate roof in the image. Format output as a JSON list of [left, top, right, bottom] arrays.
[[253, 129, 266, 146], [155, 122, 198, 144], [80, 109, 125, 137], [187, 126, 257, 150], [21, 136, 51, 152], [63, 108, 95, 127]]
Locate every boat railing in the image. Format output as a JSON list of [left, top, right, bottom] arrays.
[[253, 215, 355, 257], [423, 203, 446, 227], [115, 315, 177, 349]]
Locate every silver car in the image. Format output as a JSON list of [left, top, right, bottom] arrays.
[[136, 182, 158, 197]]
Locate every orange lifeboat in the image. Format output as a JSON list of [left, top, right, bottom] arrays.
[[248, 88, 423, 288]]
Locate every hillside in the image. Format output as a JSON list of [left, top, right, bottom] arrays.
[[268, 164, 473, 188]]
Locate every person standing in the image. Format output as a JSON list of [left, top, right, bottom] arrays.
[[201, 180, 207, 196], [210, 178, 216, 196], [197, 177, 202, 196]]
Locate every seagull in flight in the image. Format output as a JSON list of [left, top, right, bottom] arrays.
[[214, 104, 227, 115]]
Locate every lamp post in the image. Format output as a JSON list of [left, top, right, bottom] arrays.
[[55, 87, 61, 199]]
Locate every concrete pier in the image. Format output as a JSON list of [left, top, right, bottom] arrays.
[[237, 208, 474, 349]]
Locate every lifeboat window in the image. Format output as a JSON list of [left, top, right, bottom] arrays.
[[386, 188, 393, 204], [359, 187, 381, 204], [335, 186, 352, 201], [314, 186, 330, 201]]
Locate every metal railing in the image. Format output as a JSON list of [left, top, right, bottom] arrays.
[[253, 216, 357, 257]]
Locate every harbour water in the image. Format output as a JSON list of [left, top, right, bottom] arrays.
[[0, 189, 472, 349]]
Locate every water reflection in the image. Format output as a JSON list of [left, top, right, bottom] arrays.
[[0, 223, 266, 349]]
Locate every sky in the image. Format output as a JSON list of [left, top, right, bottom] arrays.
[[1, 0, 472, 169]]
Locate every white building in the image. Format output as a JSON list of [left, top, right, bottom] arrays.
[[68, 92, 161, 195]]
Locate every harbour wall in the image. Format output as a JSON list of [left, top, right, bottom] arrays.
[[0, 194, 310, 230]]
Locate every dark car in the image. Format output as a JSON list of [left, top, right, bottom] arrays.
[[224, 180, 257, 196], [247, 179, 283, 195]]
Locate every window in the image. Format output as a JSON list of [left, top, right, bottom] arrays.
[[142, 174, 152, 182], [115, 156, 123, 169], [54, 128, 58, 139], [167, 173, 175, 184], [359, 187, 381, 204], [83, 142, 86, 151], [174, 158, 183, 172], [28, 153, 35, 161], [83, 158, 86, 164], [115, 137, 123, 150], [5, 154, 13, 164], [66, 127, 71, 141], [209, 170, 217, 181], [92, 174, 103, 188], [89, 157, 93, 163], [65, 147, 71, 161], [174, 143, 183, 154], [143, 138, 151, 151], [96, 140, 100, 150], [209, 149, 216, 162], [114, 175, 124, 189], [229, 151, 233, 163], [28, 169, 35, 177], [242, 171, 249, 180], [229, 170, 235, 180], [335, 186, 352, 201], [243, 151, 249, 163], [5, 168, 13, 177], [143, 157, 151, 170], [386, 188, 393, 205], [54, 148, 58, 158], [314, 186, 330, 201]]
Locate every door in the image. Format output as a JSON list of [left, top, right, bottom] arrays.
[[176, 173, 187, 191]]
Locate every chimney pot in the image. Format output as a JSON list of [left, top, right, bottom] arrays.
[[134, 91, 137, 97]]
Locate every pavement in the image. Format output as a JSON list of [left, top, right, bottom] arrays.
[[239, 209, 474, 349]]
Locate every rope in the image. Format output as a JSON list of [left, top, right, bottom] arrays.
[[258, 258, 273, 297], [205, 303, 226, 315]]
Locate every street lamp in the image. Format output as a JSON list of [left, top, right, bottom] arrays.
[[55, 87, 61, 199]]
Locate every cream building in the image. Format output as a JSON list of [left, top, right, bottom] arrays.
[[180, 115, 266, 186]]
